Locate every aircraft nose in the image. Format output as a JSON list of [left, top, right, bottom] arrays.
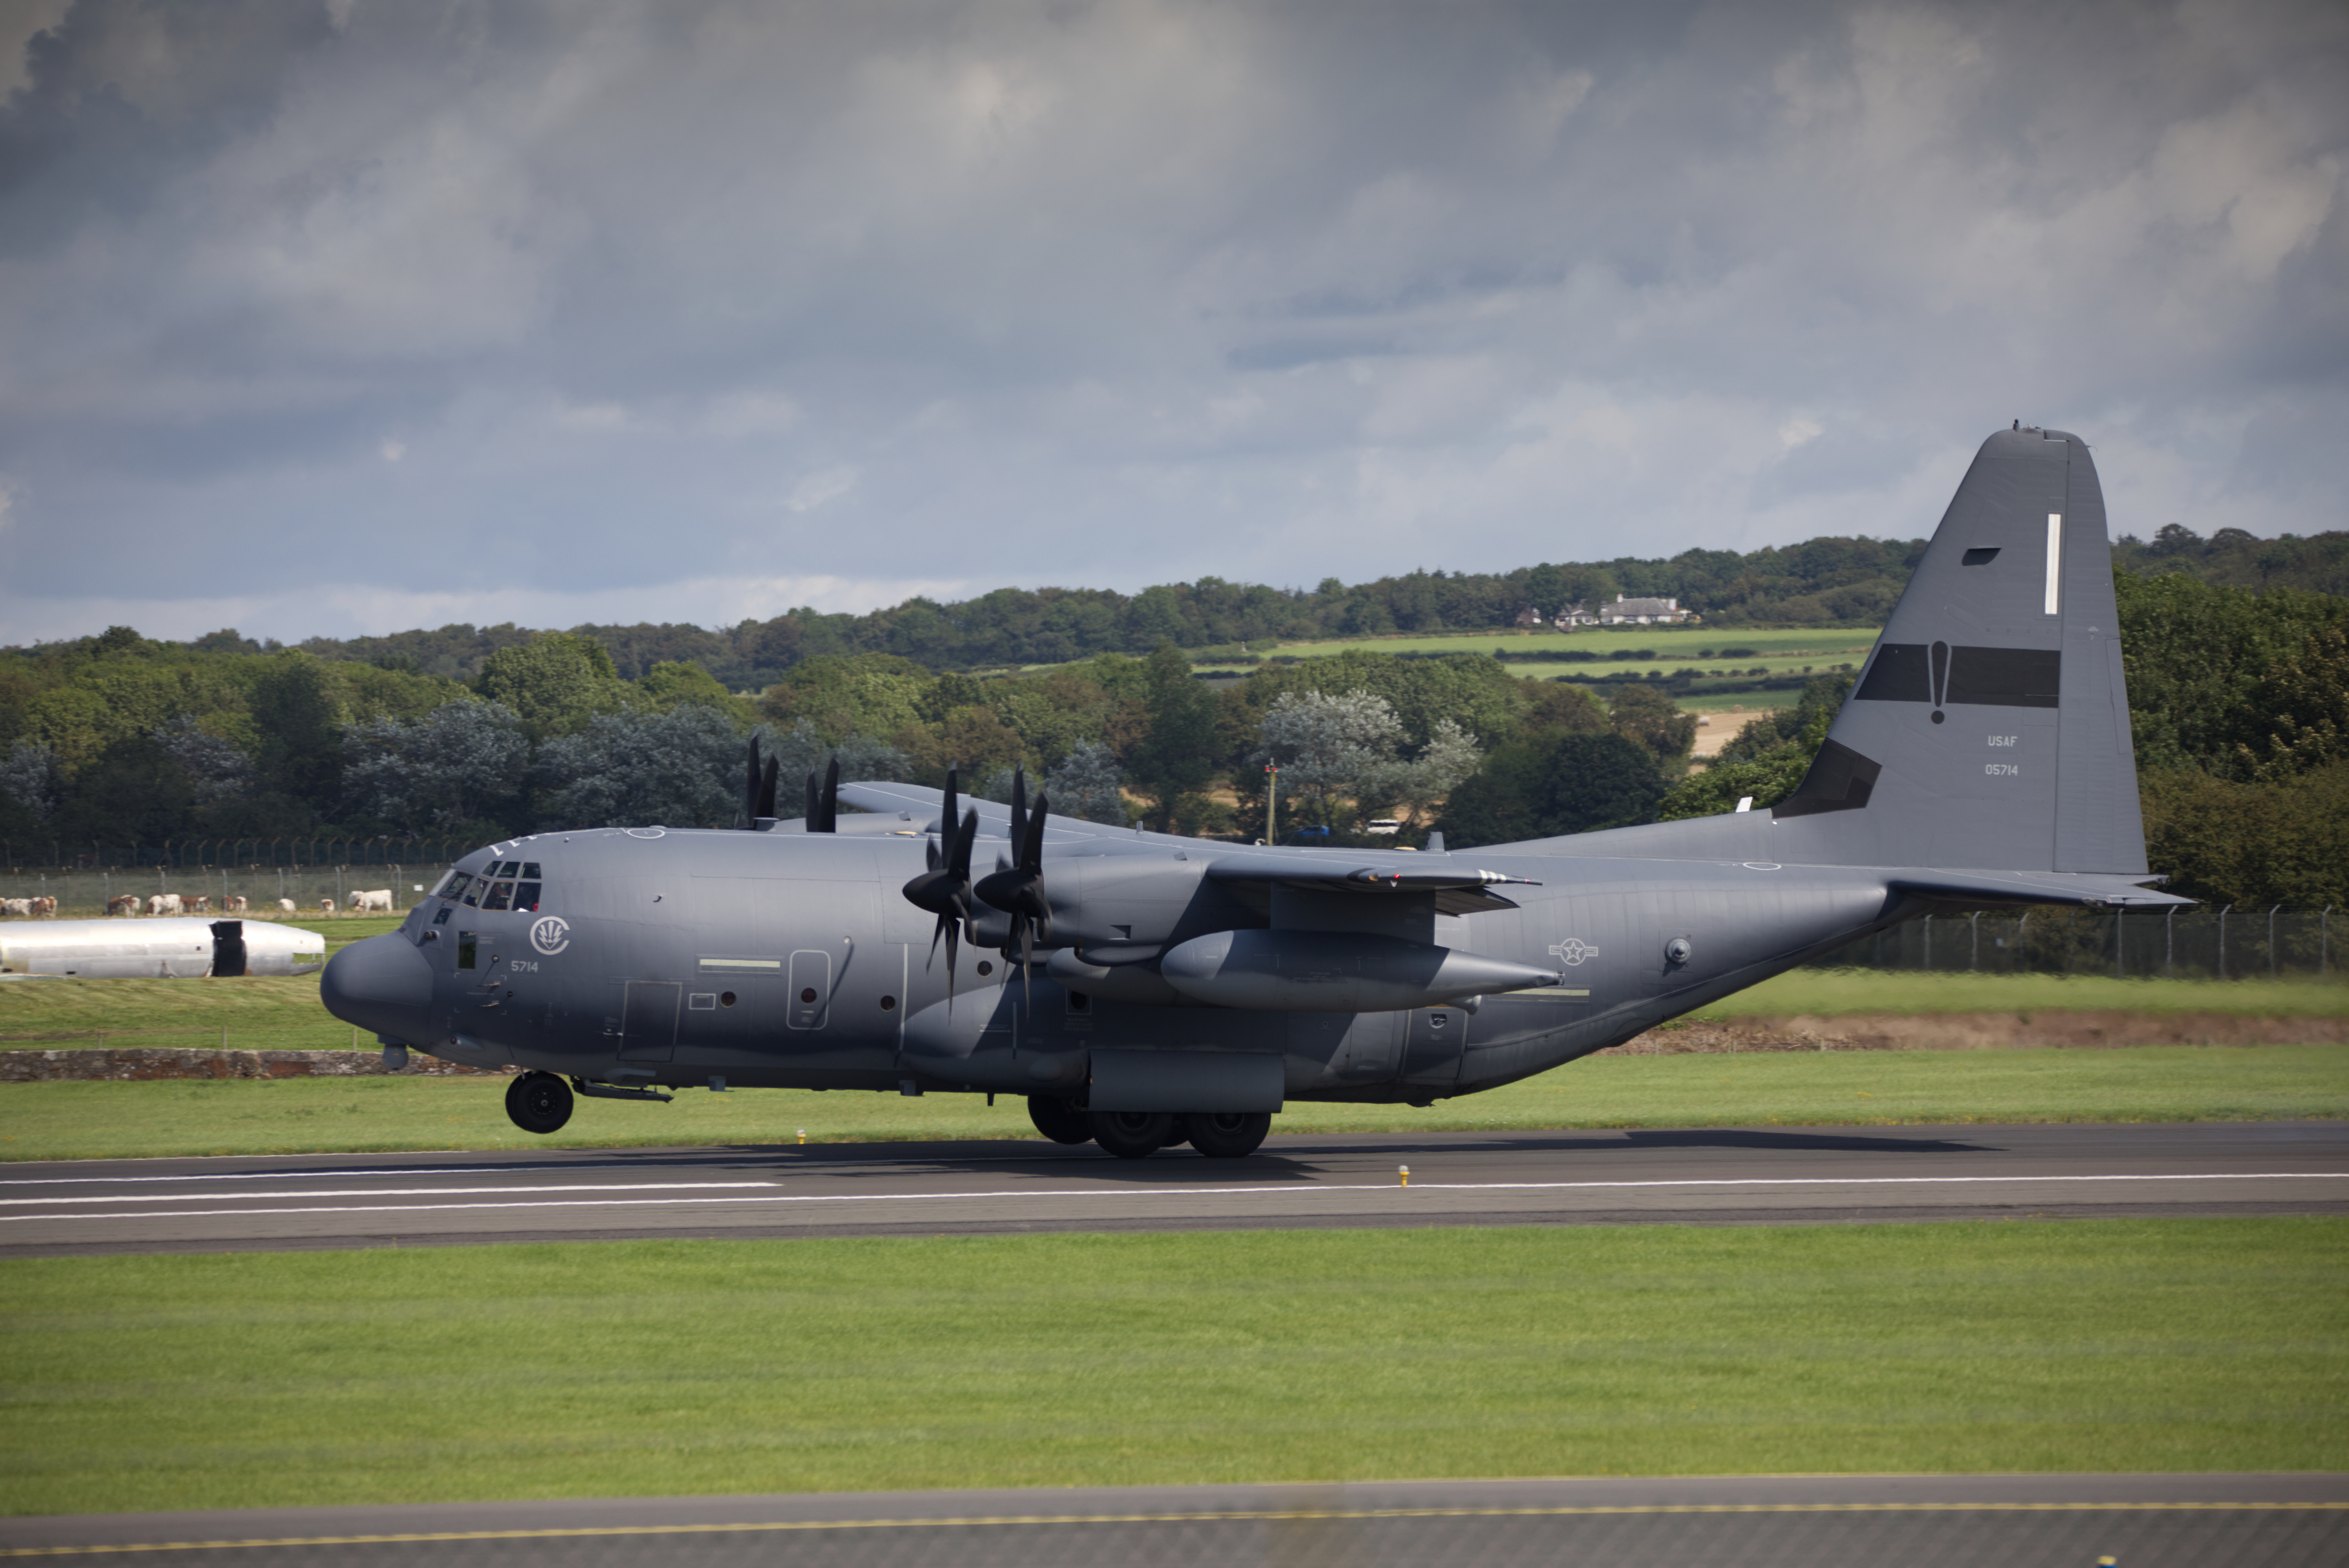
[[320, 933, 435, 1045]]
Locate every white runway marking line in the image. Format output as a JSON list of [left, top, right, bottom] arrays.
[[0, 1183, 780, 1208], [4, 1172, 2344, 1223]]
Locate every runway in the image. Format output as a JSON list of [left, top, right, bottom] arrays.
[[2, 1475, 2343, 1566], [3, 1120, 2343, 1256]]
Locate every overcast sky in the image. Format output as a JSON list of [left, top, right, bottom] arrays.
[[1, 0, 2342, 645]]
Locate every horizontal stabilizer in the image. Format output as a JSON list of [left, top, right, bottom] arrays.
[[1886, 869, 2193, 908]]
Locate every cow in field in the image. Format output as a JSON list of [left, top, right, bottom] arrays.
[[108, 895, 140, 916], [183, 895, 210, 914], [350, 889, 394, 913], [149, 893, 183, 916], [0, 898, 29, 918], [277, 898, 296, 913], [31, 896, 54, 916], [318, 898, 335, 913], [222, 895, 248, 914]]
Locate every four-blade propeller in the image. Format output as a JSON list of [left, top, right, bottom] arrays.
[[973, 767, 1053, 1007], [900, 769, 981, 1004]]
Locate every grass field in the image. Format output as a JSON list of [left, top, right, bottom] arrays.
[[1704, 970, 2349, 1018], [3, 1218, 2339, 1513], [4, 1044, 2342, 1161], [1256, 627, 1881, 662], [4, 954, 2338, 1057]]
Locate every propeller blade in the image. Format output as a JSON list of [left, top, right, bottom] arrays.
[[1006, 767, 1027, 859], [805, 768, 819, 826], [819, 755, 841, 832], [755, 755, 779, 820], [737, 733, 763, 830]]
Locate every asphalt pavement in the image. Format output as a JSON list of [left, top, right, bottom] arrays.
[[2, 1475, 2344, 1566], [3, 1120, 2343, 1256]]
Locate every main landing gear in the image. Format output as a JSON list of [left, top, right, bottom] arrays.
[[1029, 1098, 1271, 1160], [506, 1071, 574, 1135]]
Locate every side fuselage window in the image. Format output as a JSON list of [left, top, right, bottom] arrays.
[[457, 932, 478, 970]]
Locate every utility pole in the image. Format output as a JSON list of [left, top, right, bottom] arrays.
[[1264, 761, 1280, 846]]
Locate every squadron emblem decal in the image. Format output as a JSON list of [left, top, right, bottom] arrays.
[[530, 916, 571, 956], [1548, 937, 1599, 967]]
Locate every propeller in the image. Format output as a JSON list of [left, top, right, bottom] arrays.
[[974, 766, 1053, 1009], [755, 755, 779, 822], [900, 769, 980, 1006], [805, 754, 840, 833]]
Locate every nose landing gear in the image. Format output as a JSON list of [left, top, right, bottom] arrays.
[[505, 1071, 574, 1135]]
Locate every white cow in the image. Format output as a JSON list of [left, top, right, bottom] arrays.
[[277, 898, 297, 913], [149, 893, 183, 917], [0, 899, 29, 918], [350, 889, 394, 913], [222, 895, 248, 914], [318, 898, 335, 913], [108, 895, 141, 917]]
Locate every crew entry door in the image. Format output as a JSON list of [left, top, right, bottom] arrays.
[[619, 981, 681, 1062], [788, 950, 831, 1030]]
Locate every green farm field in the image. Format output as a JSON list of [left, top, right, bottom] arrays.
[[5, 1044, 2342, 1161], [3, 1218, 2340, 1514], [1253, 626, 1880, 662]]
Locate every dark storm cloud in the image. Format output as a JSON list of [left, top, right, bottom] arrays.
[[0, 0, 2342, 641]]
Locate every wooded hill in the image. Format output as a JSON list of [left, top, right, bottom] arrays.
[[154, 525, 2348, 688]]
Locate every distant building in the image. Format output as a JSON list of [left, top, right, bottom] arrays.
[[1598, 595, 1690, 626], [1513, 606, 1546, 628], [1554, 601, 1602, 628]]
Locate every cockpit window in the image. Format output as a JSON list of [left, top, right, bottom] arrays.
[[481, 880, 515, 912], [495, 861, 522, 877], [461, 877, 484, 907], [513, 881, 543, 913], [441, 872, 472, 902], [520, 862, 542, 879]]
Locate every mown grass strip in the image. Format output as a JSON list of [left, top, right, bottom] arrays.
[[1702, 970, 2349, 1018], [2, 1219, 2341, 1514], [2, 1045, 2341, 1161], [3, 966, 2338, 1056]]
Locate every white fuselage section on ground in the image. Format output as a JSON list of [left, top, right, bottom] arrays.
[[0, 918, 325, 978]]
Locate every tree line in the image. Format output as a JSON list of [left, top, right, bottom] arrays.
[[2, 558, 2341, 907]]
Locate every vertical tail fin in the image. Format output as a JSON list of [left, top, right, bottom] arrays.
[[1774, 426, 2146, 873]]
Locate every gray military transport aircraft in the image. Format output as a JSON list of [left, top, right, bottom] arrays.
[[321, 425, 2191, 1158]]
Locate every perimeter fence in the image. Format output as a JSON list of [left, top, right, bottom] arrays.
[[1816, 906, 2336, 981]]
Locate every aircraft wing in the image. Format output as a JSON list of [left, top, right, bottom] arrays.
[[835, 781, 1173, 844], [1205, 853, 1538, 915]]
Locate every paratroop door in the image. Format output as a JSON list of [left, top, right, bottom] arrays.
[[619, 981, 682, 1062]]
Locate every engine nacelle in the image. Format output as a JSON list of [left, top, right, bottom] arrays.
[[1160, 929, 1557, 1013]]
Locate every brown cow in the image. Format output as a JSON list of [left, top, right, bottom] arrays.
[[108, 895, 140, 916]]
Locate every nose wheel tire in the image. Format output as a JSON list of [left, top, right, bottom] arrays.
[[1184, 1110, 1271, 1159], [505, 1071, 574, 1135], [1027, 1096, 1094, 1145], [1088, 1109, 1174, 1159]]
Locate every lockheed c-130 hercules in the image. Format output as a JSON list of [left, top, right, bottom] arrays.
[[322, 426, 2191, 1159]]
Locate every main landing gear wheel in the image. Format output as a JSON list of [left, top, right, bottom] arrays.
[[505, 1071, 573, 1135], [1183, 1110, 1271, 1159], [1088, 1109, 1174, 1160], [1028, 1096, 1093, 1145]]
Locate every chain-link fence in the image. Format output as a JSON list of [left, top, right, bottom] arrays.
[[1817, 906, 2337, 981], [0, 863, 452, 918], [0, 840, 470, 917]]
